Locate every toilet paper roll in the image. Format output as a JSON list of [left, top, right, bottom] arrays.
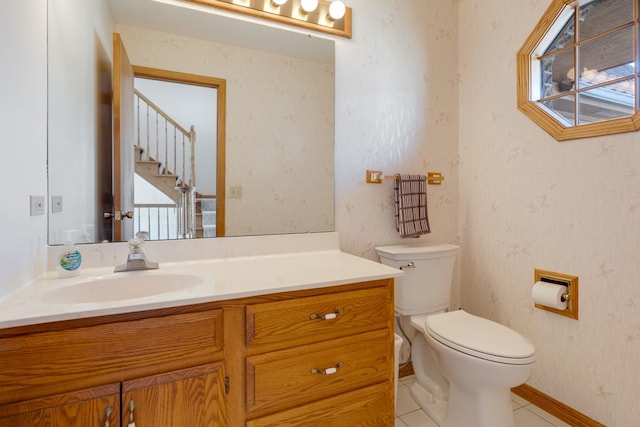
[[532, 281, 568, 310]]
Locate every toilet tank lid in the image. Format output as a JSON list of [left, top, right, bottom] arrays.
[[426, 310, 536, 363], [375, 243, 460, 260]]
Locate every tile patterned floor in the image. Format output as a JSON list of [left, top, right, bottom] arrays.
[[395, 375, 571, 427]]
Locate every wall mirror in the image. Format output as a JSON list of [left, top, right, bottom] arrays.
[[517, 0, 640, 140], [48, 0, 335, 245]]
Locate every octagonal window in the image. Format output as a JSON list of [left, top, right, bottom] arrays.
[[517, 0, 640, 140]]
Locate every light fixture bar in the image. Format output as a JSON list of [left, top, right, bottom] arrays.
[[300, 0, 319, 14], [328, 1, 346, 20], [182, 0, 352, 39]]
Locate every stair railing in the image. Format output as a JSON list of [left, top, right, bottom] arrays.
[[133, 203, 179, 240], [134, 89, 196, 188]]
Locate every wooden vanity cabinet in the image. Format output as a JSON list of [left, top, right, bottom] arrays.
[[0, 383, 121, 427], [0, 364, 228, 427], [0, 308, 227, 426], [244, 280, 395, 426], [122, 363, 229, 426], [0, 278, 395, 426]]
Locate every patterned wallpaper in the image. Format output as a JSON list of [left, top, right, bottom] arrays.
[[334, 0, 638, 425], [457, 1, 638, 425], [334, 0, 461, 303]]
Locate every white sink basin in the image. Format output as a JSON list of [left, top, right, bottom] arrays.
[[45, 272, 203, 304]]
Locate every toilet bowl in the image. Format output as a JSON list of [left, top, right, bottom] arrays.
[[376, 243, 536, 427], [420, 310, 535, 426]]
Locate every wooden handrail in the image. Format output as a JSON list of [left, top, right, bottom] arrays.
[[134, 89, 190, 136]]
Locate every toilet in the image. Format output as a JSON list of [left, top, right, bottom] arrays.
[[376, 243, 536, 427]]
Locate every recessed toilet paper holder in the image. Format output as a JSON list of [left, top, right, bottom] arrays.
[[534, 269, 579, 320]]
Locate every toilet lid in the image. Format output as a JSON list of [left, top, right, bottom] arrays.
[[426, 310, 536, 365]]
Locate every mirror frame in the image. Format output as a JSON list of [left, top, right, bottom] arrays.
[[517, 0, 640, 141]]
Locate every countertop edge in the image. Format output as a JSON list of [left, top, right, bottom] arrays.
[[0, 250, 402, 330]]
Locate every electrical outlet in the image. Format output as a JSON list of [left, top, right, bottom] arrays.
[[30, 196, 45, 216], [51, 195, 63, 213], [229, 186, 243, 199]]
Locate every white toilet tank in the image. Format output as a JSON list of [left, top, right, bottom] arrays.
[[375, 244, 459, 316]]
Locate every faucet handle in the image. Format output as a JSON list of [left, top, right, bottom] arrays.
[[135, 231, 150, 241], [128, 237, 145, 252]]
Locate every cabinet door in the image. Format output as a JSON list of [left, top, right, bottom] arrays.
[[122, 362, 229, 426], [0, 383, 120, 427]]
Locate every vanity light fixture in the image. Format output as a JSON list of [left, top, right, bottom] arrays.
[[328, 0, 346, 20], [183, 0, 352, 39], [300, 0, 318, 13]]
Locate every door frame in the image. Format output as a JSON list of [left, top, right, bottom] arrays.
[[131, 66, 227, 237]]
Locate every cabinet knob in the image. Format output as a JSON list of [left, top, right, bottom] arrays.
[[103, 405, 113, 427], [309, 308, 344, 320], [310, 361, 344, 375]]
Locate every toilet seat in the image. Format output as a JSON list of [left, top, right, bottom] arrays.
[[426, 310, 536, 365]]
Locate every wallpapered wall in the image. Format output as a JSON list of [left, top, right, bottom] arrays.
[[334, 0, 461, 305], [334, 0, 637, 425], [457, 1, 638, 425]]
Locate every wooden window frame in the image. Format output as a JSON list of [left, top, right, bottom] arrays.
[[517, 0, 640, 141]]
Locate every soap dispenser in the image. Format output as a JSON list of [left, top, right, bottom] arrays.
[[57, 231, 82, 278]]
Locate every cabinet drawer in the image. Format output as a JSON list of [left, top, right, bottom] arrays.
[[0, 309, 223, 405], [246, 285, 392, 351], [246, 329, 391, 417], [246, 380, 392, 427]]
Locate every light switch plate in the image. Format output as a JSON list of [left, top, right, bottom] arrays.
[[229, 186, 243, 199], [51, 195, 63, 213], [30, 196, 45, 216]]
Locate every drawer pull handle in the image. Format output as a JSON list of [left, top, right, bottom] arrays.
[[127, 400, 136, 427], [310, 308, 344, 320], [310, 361, 344, 375], [103, 405, 113, 427]]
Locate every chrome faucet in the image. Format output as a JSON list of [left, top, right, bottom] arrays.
[[114, 232, 159, 272]]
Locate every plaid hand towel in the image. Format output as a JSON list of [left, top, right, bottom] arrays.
[[394, 174, 431, 238]]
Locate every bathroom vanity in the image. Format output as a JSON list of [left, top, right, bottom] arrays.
[[0, 241, 400, 426]]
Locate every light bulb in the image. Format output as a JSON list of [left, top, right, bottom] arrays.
[[328, 0, 346, 20], [272, 0, 287, 5], [300, 0, 318, 13]]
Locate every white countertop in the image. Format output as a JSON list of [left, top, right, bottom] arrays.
[[0, 250, 402, 329]]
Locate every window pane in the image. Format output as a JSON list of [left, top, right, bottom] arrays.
[[578, 26, 634, 89], [544, 13, 575, 55], [540, 48, 575, 98], [578, 78, 635, 123], [578, 0, 634, 41], [542, 94, 576, 126]]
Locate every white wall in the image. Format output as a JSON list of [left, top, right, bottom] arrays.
[[47, 0, 113, 244], [458, 0, 639, 425], [0, 2, 48, 296]]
